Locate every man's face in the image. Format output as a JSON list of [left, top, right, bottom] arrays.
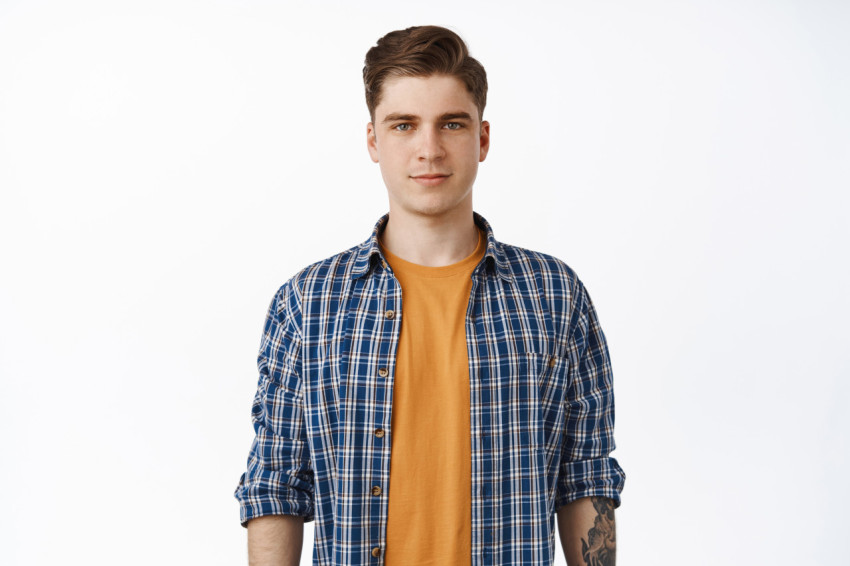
[[367, 74, 490, 219]]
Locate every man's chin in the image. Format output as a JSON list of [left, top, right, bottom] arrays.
[[402, 201, 467, 219], [391, 192, 472, 219]]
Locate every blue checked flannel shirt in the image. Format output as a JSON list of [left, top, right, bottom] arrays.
[[235, 212, 625, 566]]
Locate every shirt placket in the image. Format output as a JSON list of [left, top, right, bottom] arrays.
[[467, 266, 498, 566], [368, 260, 402, 563]]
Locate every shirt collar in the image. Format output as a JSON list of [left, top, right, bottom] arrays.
[[351, 212, 513, 282]]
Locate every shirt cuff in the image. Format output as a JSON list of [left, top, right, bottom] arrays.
[[555, 456, 626, 509], [235, 469, 315, 527]]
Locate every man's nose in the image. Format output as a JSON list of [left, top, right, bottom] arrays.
[[417, 127, 446, 161]]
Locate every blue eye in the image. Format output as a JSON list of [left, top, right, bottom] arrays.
[[394, 123, 412, 132], [444, 122, 462, 130]]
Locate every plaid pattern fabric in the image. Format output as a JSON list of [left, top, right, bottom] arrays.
[[235, 213, 625, 566]]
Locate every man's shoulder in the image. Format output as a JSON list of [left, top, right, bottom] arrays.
[[276, 241, 367, 297], [498, 241, 582, 291]]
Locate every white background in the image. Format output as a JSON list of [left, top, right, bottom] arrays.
[[1, 0, 848, 564]]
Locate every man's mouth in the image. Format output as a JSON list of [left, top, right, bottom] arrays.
[[411, 173, 452, 186]]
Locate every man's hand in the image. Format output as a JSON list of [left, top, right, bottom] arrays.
[[556, 496, 616, 566], [247, 514, 304, 566]]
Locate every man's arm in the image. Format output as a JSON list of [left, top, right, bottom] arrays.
[[557, 497, 616, 566], [555, 278, 624, 563], [247, 515, 304, 566], [235, 282, 313, 564]]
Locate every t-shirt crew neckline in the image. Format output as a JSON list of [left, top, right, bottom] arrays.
[[379, 228, 486, 279]]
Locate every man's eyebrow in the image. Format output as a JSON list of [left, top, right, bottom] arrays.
[[382, 113, 418, 124], [440, 112, 473, 121], [380, 111, 475, 124]]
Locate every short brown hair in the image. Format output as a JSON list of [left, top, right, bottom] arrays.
[[363, 26, 488, 121]]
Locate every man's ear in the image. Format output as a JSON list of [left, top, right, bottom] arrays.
[[479, 120, 490, 162], [367, 122, 379, 163]]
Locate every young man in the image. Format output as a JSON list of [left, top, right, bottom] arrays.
[[235, 26, 625, 566]]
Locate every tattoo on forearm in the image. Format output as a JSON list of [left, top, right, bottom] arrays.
[[580, 497, 616, 566]]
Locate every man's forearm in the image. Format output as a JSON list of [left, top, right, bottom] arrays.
[[557, 497, 616, 566], [247, 515, 304, 566]]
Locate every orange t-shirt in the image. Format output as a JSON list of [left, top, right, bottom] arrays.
[[381, 229, 486, 566]]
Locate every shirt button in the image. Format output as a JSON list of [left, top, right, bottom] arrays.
[[374, 429, 385, 438], [385, 309, 395, 319], [372, 547, 382, 557], [549, 357, 556, 368], [378, 367, 389, 378], [371, 486, 382, 496], [381, 260, 388, 270]]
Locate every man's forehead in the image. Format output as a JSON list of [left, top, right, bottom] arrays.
[[374, 75, 478, 120]]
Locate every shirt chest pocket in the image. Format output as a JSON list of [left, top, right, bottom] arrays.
[[490, 352, 570, 408], [525, 353, 570, 476], [527, 352, 570, 411]]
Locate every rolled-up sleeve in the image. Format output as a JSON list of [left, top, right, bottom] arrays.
[[234, 281, 315, 526], [555, 280, 625, 509]]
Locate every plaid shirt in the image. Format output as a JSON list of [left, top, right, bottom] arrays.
[[235, 213, 625, 566]]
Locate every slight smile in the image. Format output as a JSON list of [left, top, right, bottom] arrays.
[[411, 173, 452, 187]]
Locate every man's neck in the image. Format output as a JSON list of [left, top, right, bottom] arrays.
[[380, 206, 479, 267]]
